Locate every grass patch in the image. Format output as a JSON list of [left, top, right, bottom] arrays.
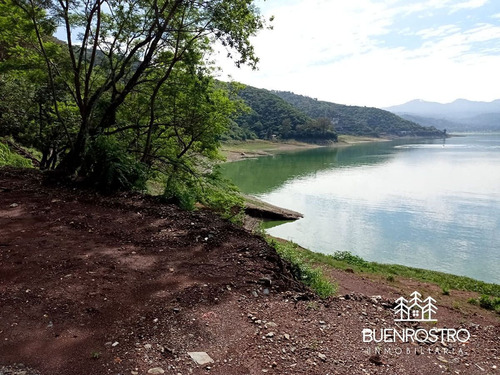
[[0, 141, 33, 168], [283, 247, 500, 298], [266, 237, 336, 298], [478, 295, 500, 312]]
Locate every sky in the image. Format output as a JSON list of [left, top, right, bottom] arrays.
[[215, 0, 500, 108]]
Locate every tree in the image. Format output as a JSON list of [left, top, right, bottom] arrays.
[[421, 296, 437, 321], [394, 296, 409, 320], [11, 0, 268, 176]]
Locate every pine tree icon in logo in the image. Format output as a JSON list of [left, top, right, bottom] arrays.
[[394, 291, 437, 322]]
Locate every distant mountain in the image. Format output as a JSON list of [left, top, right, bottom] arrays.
[[225, 85, 445, 141], [385, 99, 500, 131], [273, 91, 444, 138]]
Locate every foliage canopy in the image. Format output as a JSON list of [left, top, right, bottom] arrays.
[[0, 0, 266, 211]]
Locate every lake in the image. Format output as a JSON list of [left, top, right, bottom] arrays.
[[221, 134, 500, 284]]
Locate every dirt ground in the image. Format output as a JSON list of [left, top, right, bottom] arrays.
[[0, 168, 498, 375]]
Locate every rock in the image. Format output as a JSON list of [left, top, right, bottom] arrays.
[[284, 333, 290, 340], [188, 352, 214, 365], [259, 277, 272, 286], [9, 203, 18, 208], [369, 354, 385, 366], [266, 332, 275, 338], [147, 368, 165, 374], [265, 322, 277, 328], [111, 341, 119, 347], [318, 353, 327, 362], [263, 288, 270, 295]]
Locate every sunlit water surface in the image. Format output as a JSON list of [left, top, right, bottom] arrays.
[[221, 134, 500, 284]]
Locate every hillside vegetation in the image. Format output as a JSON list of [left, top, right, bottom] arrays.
[[225, 85, 338, 143], [225, 86, 445, 141], [274, 91, 445, 138]]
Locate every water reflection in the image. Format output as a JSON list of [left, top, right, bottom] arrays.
[[222, 135, 500, 283]]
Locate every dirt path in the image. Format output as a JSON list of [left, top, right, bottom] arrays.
[[0, 168, 498, 375]]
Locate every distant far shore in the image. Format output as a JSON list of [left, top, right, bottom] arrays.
[[221, 135, 389, 162]]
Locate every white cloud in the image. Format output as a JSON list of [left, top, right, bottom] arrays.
[[416, 25, 462, 39], [216, 0, 499, 107], [449, 0, 489, 12]]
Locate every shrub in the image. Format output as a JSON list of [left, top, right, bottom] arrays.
[[81, 136, 147, 193], [268, 238, 336, 298], [467, 298, 478, 306], [0, 141, 32, 168], [332, 251, 369, 268], [163, 165, 244, 223]]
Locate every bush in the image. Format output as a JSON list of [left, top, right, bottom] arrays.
[[81, 136, 148, 193], [268, 238, 336, 298], [478, 295, 500, 311], [0, 141, 33, 168], [163, 165, 244, 223], [332, 251, 369, 267]]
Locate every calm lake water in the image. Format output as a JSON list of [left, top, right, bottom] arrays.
[[221, 134, 500, 284]]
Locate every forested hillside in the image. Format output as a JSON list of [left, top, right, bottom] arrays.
[[226, 86, 445, 141], [274, 91, 445, 137], [227, 85, 338, 143]]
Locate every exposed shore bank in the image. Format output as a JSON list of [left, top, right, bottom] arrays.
[[0, 167, 498, 375], [221, 135, 388, 162]]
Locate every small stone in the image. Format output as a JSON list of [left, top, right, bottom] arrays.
[[144, 344, 152, 350], [318, 353, 327, 362], [266, 332, 275, 338], [9, 203, 18, 208], [147, 368, 165, 374], [263, 288, 270, 295], [437, 356, 448, 363], [319, 321, 326, 325], [111, 341, 119, 347], [188, 351, 214, 365], [284, 333, 290, 340], [259, 277, 272, 286], [265, 322, 277, 328]]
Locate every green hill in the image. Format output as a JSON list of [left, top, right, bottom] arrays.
[[273, 91, 445, 138], [229, 85, 338, 143], [225, 85, 445, 142]]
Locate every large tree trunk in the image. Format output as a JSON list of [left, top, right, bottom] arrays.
[[56, 119, 89, 176]]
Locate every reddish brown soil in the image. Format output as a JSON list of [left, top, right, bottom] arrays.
[[0, 168, 498, 375]]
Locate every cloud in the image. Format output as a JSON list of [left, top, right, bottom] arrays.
[[449, 0, 489, 12], [216, 0, 499, 107], [415, 25, 462, 39]]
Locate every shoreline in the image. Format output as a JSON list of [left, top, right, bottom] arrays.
[[1, 167, 498, 375], [227, 135, 500, 292], [221, 135, 389, 162]]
